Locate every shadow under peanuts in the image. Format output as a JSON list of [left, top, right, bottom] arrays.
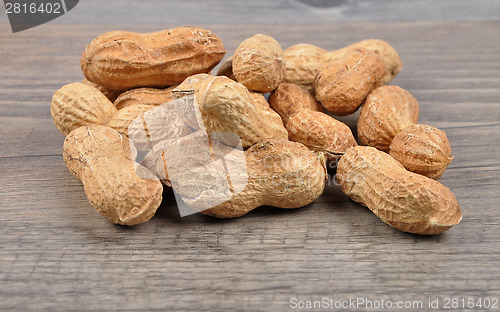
[[154, 183, 325, 223], [154, 186, 241, 224]]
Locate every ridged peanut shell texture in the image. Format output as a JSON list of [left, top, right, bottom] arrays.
[[328, 39, 402, 85], [249, 91, 270, 109], [140, 131, 214, 186], [105, 103, 192, 150], [171, 73, 214, 130], [105, 104, 155, 137], [390, 124, 454, 180], [337, 146, 462, 235], [233, 34, 285, 92], [286, 111, 357, 161], [81, 26, 225, 90], [51, 82, 118, 136], [82, 77, 122, 102], [283, 43, 330, 93], [174, 139, 327, 218], [315, 48, 387, 116], [269, 82, 323, 125], [63, 125, 163, 226], [114, 86, 175, 110], [177, 75, 288, 148], [358, 85, 419, 152]]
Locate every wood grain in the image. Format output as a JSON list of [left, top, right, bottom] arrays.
[[1, 11, 500, 312], [44, 0, 500, 24]]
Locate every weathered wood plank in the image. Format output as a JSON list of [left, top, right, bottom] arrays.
[[43, 0, 500, 24], [1, 19, 499, 312]]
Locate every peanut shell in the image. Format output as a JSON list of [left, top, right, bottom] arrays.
[[232, 34, 285, 92], [358, 85, 419, 152], [199, 77, 288, 147], [249, 91, 270, 109], [286, 111, 357, 161], [51, 82, 118, 136], [141, 131, 239, 187], [315, 48, 387, 116], [390, 124, 454, 180], [328, 39, 402, 85], [173, 75, 287, 148], [283, 43, 330, 93], [172, 139, 327, 218], [81, 26, 225, 90], [173, 73, 215, 96], [105, 103, 192, 150], [63, 125, 163, 226], [269, 82, 323, 125], [82, 77, 122, 102], [337, 146, 462, 235], [114, 86, 175, 110], [172, 74, 215, 130]]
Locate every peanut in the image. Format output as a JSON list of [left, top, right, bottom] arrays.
[[328, 39, 402, 85], [357, 85, 419, 152], [171, 73, 215, 130], [249, 91, 270, 109], [114, 86, 175, 110], [173, 73, 214, 96], [286, 111, 357, 162], [81, 26, 225, 90], [169, 138, 327, 218], [82, 77, 122, 102], [51, 82, 118, 136], [63, 125, 163, 225], [282, 40, 401, 94], [199, 77, 288, 147], [389, 124, 454, 180], [141, 131, 238, 187], [337, 146, 461, 235], [283, 43, 330, 93], [105, 103, 192, 150], [174, 75, 288, 148], [268, 82, 323, 125], [315, 48, 386, 116], [232, 34, 285, 92]]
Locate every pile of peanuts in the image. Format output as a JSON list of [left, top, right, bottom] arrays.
[[51, 26, 461, 235]]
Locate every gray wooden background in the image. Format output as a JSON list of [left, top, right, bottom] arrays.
[[1, 1, 499, 311]]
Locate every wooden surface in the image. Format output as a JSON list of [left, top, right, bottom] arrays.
[[1, 1, 500, 311]]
